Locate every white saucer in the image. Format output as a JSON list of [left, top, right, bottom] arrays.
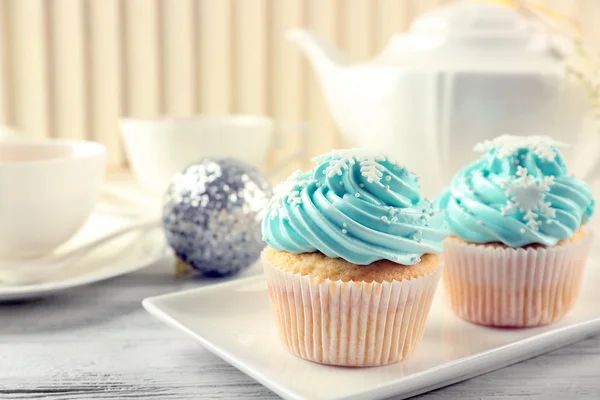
[[143, 255, 600, 400], [0, 212, 168, 301]]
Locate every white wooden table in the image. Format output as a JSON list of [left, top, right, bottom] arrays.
[[2, 257, 599, 400]]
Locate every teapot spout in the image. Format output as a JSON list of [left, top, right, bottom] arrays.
[[287, 29, 347, 77]]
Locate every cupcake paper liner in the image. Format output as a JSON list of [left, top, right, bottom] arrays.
[[442, 232, 593, 328], [262, 255, 442, 367]]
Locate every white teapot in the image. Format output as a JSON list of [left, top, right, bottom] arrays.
[[289, 1, 594, 196]]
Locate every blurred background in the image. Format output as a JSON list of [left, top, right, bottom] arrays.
[[0, 0, 599, 178]]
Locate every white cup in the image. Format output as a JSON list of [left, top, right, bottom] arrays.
[[120, 115, 308, 192], [0, 139, 106, 259]]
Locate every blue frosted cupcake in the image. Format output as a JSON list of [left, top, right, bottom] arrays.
[[261, 149, 447, 366], [438, 135, 595, 327]]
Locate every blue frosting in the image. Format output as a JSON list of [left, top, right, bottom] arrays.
[[262, 149, 447, 265], [438, 135, 595, 247]]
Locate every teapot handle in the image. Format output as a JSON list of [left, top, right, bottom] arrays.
[[566, 113, 600, 185], [265, 122, 311, 179]]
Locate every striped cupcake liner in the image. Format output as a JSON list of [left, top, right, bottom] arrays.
[[262, 254, 442, 367], [442, 232, 593, 328]]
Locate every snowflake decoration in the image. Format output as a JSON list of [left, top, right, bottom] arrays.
[[317, 149, 398, 184], [500, 166, 557, 231], [324, 152, 359, 177], [474, 135, 568, 161], [268, 170, 316, 218], [286, 189, 302, 206]]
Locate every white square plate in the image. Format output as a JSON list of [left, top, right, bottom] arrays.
[[143, 249, 600, 400]]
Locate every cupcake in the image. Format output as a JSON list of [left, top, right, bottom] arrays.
[[438, 135, 595, 328], [261, 149, 448, 366]]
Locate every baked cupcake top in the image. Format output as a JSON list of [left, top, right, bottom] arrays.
[[262, 149, 447, 265], [438, 135, 595, 247]]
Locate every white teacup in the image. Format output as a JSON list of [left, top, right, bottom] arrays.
[[0, 140, 106, 260], [120, 115, 308, 192]]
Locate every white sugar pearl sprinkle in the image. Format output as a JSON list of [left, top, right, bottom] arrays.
[[381, 216, 389, 222], [385, 176, 392, 181], [355, 193, 360, 197], [343, 223, 347, 227], [547, 219, 553, 224], [359, 184, 365, 187], [520, 228, 526, 233], [342, 229, 347, 234]]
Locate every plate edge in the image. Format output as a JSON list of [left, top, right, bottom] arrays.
[[142, 277, 600, 400], [142, 295, 308, 400]]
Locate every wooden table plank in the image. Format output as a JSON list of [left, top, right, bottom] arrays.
[[1, 260, 599, 400]]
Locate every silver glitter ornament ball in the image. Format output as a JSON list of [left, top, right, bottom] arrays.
[[163, 158, 272, 277]]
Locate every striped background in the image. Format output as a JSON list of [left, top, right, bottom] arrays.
[[0, 0, 598, 174]]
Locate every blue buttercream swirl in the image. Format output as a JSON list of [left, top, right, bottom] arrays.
[[438, 135, 595, 247], [262, 149, 447, 265]]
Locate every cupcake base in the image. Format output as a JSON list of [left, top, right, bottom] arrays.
[[262, 251, 442, 367], [442, 232, 592, 328]]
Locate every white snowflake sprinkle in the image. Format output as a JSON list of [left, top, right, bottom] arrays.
[[524, 210, 542, 230], [268, 169, 316, 213], [474, 135, 568, 161], [501, 167, 557, 231], [325, 154, 356, 177], [540, 176, 555, 191], [287, 190, 302, 206], [319, 149, 399, 184], [540, 201, 556, 218]]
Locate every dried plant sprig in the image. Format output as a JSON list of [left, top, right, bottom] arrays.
[[494, 0, 600, 131]]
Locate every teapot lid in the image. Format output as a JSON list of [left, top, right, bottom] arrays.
[[409, 1, 535, 40], [375, 0, 570, 68]]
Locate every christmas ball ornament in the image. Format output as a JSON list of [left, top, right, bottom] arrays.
[[163, 158, 271, 277]]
